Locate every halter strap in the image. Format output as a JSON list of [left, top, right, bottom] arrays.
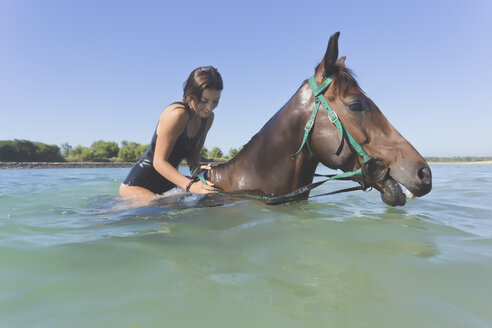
[[293, 76, 372, 165], [207, 76, 378, 203]]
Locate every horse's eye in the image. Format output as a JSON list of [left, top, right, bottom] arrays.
[[349, 102, 364, 112]]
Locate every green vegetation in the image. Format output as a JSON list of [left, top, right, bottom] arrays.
[[7, 139, 489, 164], [209, 147, 223, 159], [228, 148, 239, 158], [66, 140, 150, 162], [0, 139, 64, 162], [118, 141, 148, 162], [200, 147, 209, 161], [200, 146, 243, 162], [67, 140, 120, 162], [0, 139, 243, 163]]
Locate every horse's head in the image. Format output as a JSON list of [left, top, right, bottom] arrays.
[[309, 32, 432, 206]]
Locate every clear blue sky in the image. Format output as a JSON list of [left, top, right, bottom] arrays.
[[1, 0, 491, 157]]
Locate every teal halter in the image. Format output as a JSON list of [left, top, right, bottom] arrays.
[[293, 75, 372, 180], [203, 75, 377, 203]]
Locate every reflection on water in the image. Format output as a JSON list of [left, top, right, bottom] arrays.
[[0, 165, 491, 327]]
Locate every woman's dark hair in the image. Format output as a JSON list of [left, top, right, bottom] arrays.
[[183, 66, 223, 105]]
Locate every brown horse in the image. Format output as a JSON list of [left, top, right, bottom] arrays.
[[207, 32, 431, 207]]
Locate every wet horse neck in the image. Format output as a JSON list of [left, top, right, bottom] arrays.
[[209, 83, 318, 196]]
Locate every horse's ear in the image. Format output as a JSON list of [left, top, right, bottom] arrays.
[[336, 56, 346, 67], [315, 31, 340, 80], [324, 32, 340, 76]]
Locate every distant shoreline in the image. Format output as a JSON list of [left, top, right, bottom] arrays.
[[428, 161, 492, 165], [0, 162, 135, 169], [2, 161, 492, 169]]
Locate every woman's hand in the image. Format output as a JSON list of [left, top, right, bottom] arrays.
[[200, 163, 212, 171], [189, 179, 216, 194], [191, 163, 213, 177]]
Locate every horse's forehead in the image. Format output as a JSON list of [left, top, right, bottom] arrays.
[[296, 78, 365, 106], [333, 83, 365, 100]]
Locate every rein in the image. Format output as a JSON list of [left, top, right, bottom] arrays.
[[233, 173, 368, 205]]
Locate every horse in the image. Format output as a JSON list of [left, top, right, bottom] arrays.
[[206, 32, 432, 207]]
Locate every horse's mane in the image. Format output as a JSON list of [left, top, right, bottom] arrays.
[[315, 63, 364, 96], [217, 65, 363, 167]]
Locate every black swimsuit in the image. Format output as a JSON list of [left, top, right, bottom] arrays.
[[123, 102, 207, 194]]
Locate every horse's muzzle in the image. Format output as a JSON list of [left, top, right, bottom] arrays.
[[412, 166, 432, 197], [362, 158, 432, 207]]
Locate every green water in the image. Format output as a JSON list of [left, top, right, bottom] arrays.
[[1, 165, 491, 327]]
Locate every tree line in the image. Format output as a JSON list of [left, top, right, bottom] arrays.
[[2, 140, 490, 163], [0, 139, 241, 162], [0, 140, 65, 162]]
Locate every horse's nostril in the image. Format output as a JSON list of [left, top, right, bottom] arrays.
[[418, 166, 432, 185]]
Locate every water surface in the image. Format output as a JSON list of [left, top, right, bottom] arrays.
[[1, 165, 491, 327]]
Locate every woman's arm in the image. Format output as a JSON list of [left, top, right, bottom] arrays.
[[152, 105, 214, 193]]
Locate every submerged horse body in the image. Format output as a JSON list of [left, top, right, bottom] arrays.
[[208, 32, 431, 206]]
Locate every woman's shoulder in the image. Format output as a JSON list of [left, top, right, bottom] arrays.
[[160, 101, 192, 119], [166, 100, 191, 111], [156, 101, 192, 135], [169, 101, 189, 109]]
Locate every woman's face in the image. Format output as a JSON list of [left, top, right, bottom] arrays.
[[193, 88, 221, 118]]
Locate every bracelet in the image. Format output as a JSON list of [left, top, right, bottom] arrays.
[[185, 179, 195, 192]]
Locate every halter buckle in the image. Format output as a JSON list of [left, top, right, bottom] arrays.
[[328, 111, 338, 123], [304, 119, 314, 132]]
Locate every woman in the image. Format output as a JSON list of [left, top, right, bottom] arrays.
[[120, 66, 222, 198]]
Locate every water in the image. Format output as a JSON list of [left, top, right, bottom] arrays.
[[1, 165, 491, 327]]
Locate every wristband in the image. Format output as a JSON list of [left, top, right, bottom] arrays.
[[185, 179, 195, 192]]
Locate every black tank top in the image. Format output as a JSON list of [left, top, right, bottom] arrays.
[[123, 101, 208, 194], [140, 101, 207, 168]]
